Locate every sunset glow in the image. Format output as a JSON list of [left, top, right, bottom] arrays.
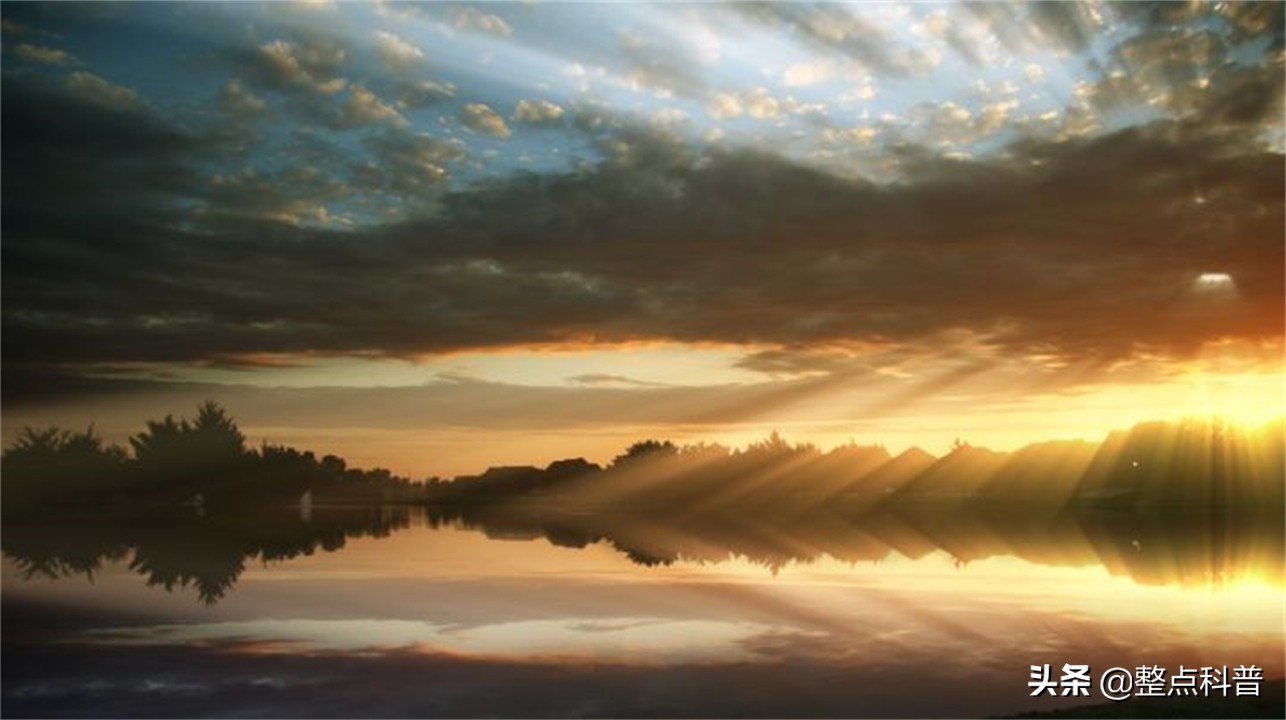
[[4, 6, 1283, 717], [1, 0, 1281, 475]]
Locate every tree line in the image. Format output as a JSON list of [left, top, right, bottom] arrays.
[[429, 420, 1285, 514], [2, 401, 426, 514], [4, 403, 1282, 517]]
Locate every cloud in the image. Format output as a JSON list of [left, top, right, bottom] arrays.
[[358, 128, 466, 195], [819, 125, 878, 148], [238, 38, 348, 96], [618, 31, 707, 98], [377, 2, 514, 39], [4, 598, 1184, 720], [648, 107, 689, 132], [0, 358, 992, 436], [782, 60, 833, 88], [733, 2, 935, 76], [219, 78, 267, 117], [64, 71, 140, 110], [707, 93, 743, 120], [213, 32, 450, 133], [1218, 1, 1286, 45], [894, 98, 1022, 149], [1, 2, 1281, 393], [961, 1, 1103, 57], [743, 88, 783, 119], [459, 102, 510, 138], [706, 88, 786, 121], [568, 373, 669, 388], [451, 6, 513, 37], [224, 32, 417, 132], [13, 43, 75, 65], [289, 0, 336, 11], [975, 99, 1020, 136], [2, 72, 201, 219], [201, 165, 348, 226], [1092, 23, 1284, 133], [395, 79, 456, 109], [3, 97, 1281, 384], [734, 347, 880, 377], [1192, 63, 1284, 129], [1, 17, 32, 34], [1025, 1, 1104, 52], [374, 30, 423, 73], [513, 99, 565, 125], [332, 85, 405, 129]]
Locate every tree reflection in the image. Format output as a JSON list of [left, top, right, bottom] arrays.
[[427, 503, 1283, 588], [419, 416, 1283, 587], [3, 506, 413, 603], [3, 409, 1282, 601]]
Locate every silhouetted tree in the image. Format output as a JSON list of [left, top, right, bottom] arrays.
[[611, 439, 678, 467], [1, 426, 128, 510], [2, 506, 417, 603], [746, 430, 795, 456], [192, 400, 247, 457], [129, 402, 252, 503]]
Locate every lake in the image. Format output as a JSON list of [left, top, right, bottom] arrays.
[[2, 504, 1282, 718]]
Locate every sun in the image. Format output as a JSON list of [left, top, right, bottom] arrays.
[[1194, 272, 1235, 289]]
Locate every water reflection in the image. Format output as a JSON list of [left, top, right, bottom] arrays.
[[3, 506, 412, 603], [3, 501, 1280, 605], [3, 503, 1282, 718], [437, 503, 1284, 587]]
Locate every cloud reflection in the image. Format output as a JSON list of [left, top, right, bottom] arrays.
[[87, 616, 799, 663]]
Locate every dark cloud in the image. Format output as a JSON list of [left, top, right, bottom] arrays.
[[357, 129, 467, 197], [735, 348, 889, 377], [1115, 1, 1285, 51], [201, 165, 350, 225], [2, 3, 1282, 391], [1023, 2, 1103, 53], [568, 374, 669, 388], [0, 373, 824, 434], [1088, 25, 1284, 133], [1057, 1, 1284, 140], [1196, 62, 1286, 128], [0, 73, 204, 215], [0, 73, 215, 337], [2, 83, 1281, 382]]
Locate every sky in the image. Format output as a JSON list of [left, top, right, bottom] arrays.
[[1, 1, 1283, 477]]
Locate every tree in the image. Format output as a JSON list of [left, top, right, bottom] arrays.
[[129, 402, 251, 502], [611, 439, 678, 467], [2, 426, 128, 509], [192, 401, 247, 459]]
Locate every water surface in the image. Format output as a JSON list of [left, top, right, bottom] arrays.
[[3, 505, 1282, 717]]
